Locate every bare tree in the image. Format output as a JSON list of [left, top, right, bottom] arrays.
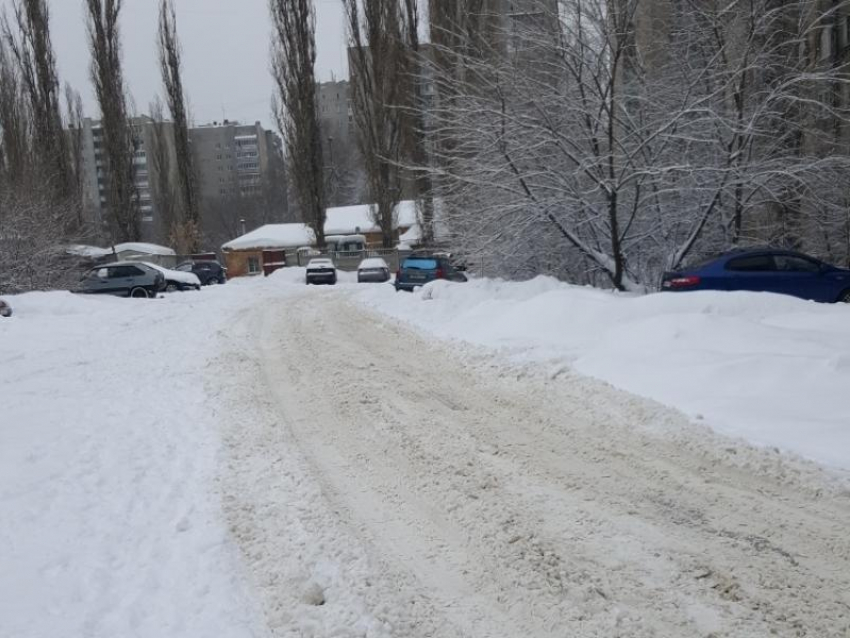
[[1, 0, 70, 198], [64, 83, 87, 228], [148, 97, 178, 244], [270, 0, 326, 247], [158, 0, 199, 252], [0, 39, 30, 187], [343, 0, 416, 247], [418, 0, 850, 290], [85, 0, 138, 243]]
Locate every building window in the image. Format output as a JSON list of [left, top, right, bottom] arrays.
[[248, 256, 261, 274]]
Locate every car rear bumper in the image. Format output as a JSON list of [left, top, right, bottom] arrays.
[[307, 272, 337, 283], [358, 273, 390, 283]]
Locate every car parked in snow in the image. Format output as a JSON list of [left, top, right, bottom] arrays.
[[175, 260, 227, 286], [662, 248, 850, 303], [394, 254, 468, 292], [76, 262, 164, 298], [357, 257, 391, 283], [0, 299, 11, 317], [142, 262, 201, 292], [305, 258, 337, 285]]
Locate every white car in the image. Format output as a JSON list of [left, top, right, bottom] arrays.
[[142, 262, 201, 292], [305, 258, 337, 285], [357, 257, 391, 283]]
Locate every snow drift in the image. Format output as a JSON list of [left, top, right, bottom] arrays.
[[355, 277, 850, 470]]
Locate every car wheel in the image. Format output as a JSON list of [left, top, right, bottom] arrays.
[[130, 287, 149, 299], [839, 289, 850, 303], [165, 283, 178, 293], [195, 284, 201, 291]]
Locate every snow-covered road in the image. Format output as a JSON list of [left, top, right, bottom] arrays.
[[3, 278, 850, 638], [220, 291, 850, 637]]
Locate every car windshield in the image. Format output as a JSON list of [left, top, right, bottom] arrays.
[[403, 258, 438, 270]]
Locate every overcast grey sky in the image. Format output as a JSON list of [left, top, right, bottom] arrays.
[[1, 0, 348, 128]]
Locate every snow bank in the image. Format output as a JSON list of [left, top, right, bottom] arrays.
[[0, 286, 273, 638], [355, 277, 850, 469]]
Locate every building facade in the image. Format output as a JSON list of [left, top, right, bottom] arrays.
[[191, 120, 288, 249], [79, 118, 288, 249], [80, 116, 171, 243]]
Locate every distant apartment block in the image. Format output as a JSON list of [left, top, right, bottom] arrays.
[[191, 120, 284, 202], [317, 79, 354, 153], [80, 116, 167, 239], [79, 117, 287, 247]]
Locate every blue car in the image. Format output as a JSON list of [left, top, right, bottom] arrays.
[[395, 254, 467, 292], [662, 249, 850, 303]]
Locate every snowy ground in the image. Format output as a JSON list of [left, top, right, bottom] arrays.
[[355, 277, 850, 470], [0, 285, 273, 638], [2, 273, 849, 637]]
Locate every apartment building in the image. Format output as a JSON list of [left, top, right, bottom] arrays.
[[80, 118, 287, 247], [191, 120, 283, 201], [80, 116, 170, 242], [317, 79, 353, 153]]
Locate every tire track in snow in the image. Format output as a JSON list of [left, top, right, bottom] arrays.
[[222, 291, 850, 637]]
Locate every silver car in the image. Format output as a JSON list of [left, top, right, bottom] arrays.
[[76, 262, 165, 298], [357, 257, 391, 283]]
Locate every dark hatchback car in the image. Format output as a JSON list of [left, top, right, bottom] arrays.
[[176, 260, 227, 286], [305, 258, 338, 285], [395, 254, 468, 292], [662, 249, 850, 303], [76, 262, 164, 298]]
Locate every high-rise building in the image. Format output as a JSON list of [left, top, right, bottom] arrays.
[[79, 117, 287, 248], [80, 115, 171, 242], [191, 120, 288, 247], [191, 120, 284, 202], [316, 80, 354, 153], [315, 79, 368, 207]]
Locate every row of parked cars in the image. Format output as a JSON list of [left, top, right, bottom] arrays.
[[305, 253, 469, 290], [306, 247, 849, 304], [0, 260, 226, 315], [75, 259, 227, 298]]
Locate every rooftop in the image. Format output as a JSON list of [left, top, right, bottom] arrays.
[[223, 201, 419, 251]]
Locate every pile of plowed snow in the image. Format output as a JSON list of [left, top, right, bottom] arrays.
[[355, 277, 850, 469]]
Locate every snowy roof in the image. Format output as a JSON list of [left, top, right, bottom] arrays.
[[223, 201, 420, 251], [324, 201, 417, 236], [67, 245, 109, 258], [222, 224, 316, 251], [398, 214, 450, 247], [67, 243, 176, 258], [115, 243, 176, 256]]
